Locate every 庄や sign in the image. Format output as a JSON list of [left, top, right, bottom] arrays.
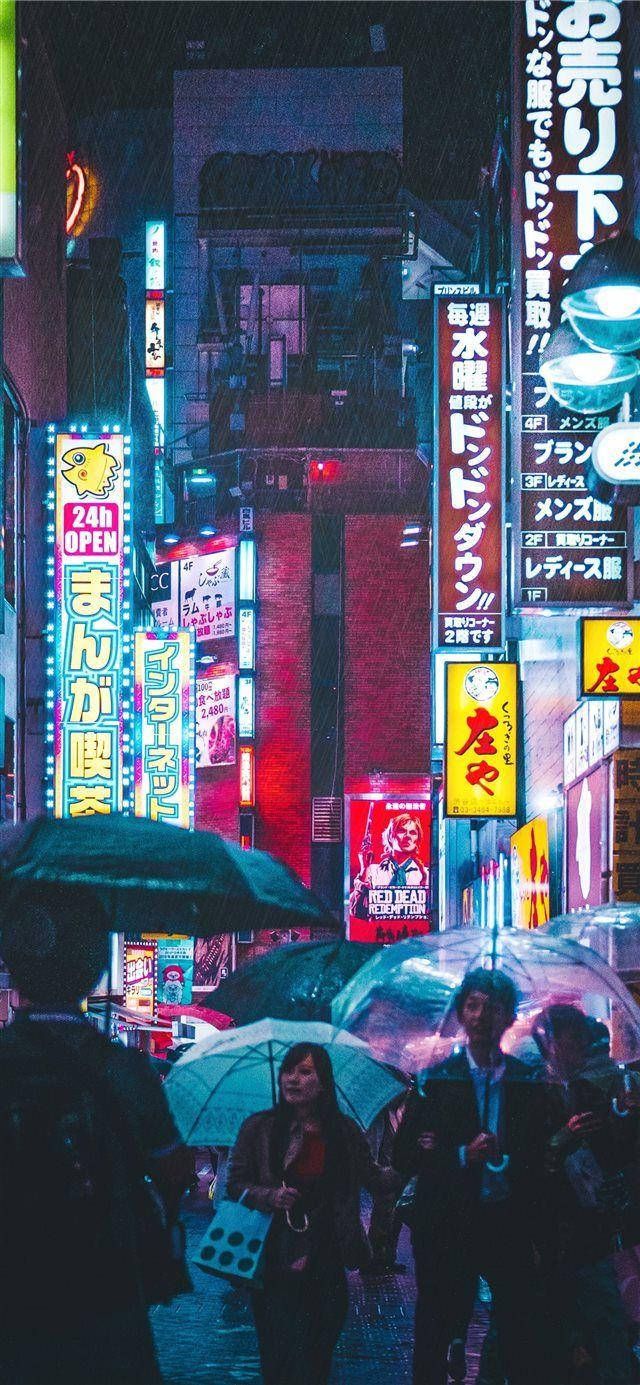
[[445, 663, 518, 817], [581, 618, 640, 698]]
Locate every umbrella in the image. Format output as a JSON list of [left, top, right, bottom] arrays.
[[164, 1017, 406, 1147], [331, 927, 640, 1075], [203, 940, 378, 1025], [544, 905, 640, 976], [0, 815, 338, 937]]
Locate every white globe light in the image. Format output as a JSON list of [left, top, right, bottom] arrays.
[[570, 352, 616, 385], [594, 286, 640, 320]]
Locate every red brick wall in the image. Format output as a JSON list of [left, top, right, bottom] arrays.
[[255, 513, 312, 883], [195, 770, 238, 841], [344, 516, 429, 781]]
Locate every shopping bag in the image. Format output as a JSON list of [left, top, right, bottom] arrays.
[[192, 1191, 272, 1289]]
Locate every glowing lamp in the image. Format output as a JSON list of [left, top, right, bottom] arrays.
[[562, 234, 640, 354], [539, 323, 638, 415]]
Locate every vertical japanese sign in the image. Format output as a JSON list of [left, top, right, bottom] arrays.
[[510, 816, 551, 928], [0, 0, 18, 266], [133, 628, 195, 828], [195, 671, 236, 768], [434, 292, 504, 650], [123, 940, 157, 1017], [345, 795, 432, 943], [581, 618, 640, 697], [612, 749, 640, 902], [512, 0, 630, 608], [565, 763, 608, 908], [145, 221, 166, 522], [51, 431, 129, 819], [445, 663, 518, 817]]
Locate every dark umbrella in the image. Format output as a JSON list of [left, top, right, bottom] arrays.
[[0, 815, 338, 937], [204, 939, 378, 1024]]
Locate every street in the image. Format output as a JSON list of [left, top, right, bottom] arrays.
[[153, 1191, 488, 1384]]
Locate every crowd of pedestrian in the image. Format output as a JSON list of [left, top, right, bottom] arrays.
[[1, 890, 640, 1385]]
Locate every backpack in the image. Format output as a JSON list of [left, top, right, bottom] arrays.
[[0, 1024, 143, 1319]]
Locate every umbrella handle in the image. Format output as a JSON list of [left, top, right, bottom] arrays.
[[486, 1154, 510, 1175]]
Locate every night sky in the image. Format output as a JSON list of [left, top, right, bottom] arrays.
[[34, 1, 511, 202]]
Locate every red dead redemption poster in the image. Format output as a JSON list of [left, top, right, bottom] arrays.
[[346, 796, 432, 943]]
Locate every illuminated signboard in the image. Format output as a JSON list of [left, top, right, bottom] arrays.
[[345, 795, 432, 944], [133, 628, 195, 828], [238, 606, 255, 669], [237, 675, 255, 738], [581, 618, 640, 698], [239, 745, 255, 807], [0, 0, 18, 267], [512, 0, 631, 609], [510, 817, 550, 930], [612, 749, 640, 902], [153, 540, 237, 645], [145, 221, 165, 292], [445, 662, 517, 817], [180, 548, 235, 641], [145, 297, 165, 377], [196, 671, 236, 768], [48, 429, 130, 818], [434, 292, 504, 650], [123, 940, 157, 1017], [145, 221, 166, 520]]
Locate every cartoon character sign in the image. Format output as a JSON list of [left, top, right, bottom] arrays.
[[60, 441, 121, 498]]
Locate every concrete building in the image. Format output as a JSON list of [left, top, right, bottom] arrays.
[[170, 64, 437, 941], [2, 12, 68, 821]]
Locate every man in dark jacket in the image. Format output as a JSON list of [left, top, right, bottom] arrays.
[[0, 884, 191, 1385], [394, 967, 548, 1385]]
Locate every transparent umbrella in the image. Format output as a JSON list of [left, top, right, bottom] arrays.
[[545, 905, 640, 977], [331, 927, 640, 1076]]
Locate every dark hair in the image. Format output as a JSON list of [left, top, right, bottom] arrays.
[[454, 967, 518, 1023], [0, 884, 109, 1004], [537, 1004, 592, 1051], [270, 1043, 347, 1191]]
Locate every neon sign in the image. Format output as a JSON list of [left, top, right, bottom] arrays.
[[145, 221, 166, 520], [47, 428, 132, 818], [133, 628, 195, 828]]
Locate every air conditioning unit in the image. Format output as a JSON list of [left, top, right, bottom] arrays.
[[312, 796, 343, 844]]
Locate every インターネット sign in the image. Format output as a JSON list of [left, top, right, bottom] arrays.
[[133, 628, 195, 828]]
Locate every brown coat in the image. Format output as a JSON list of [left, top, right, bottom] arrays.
[[227, 1108, 398, 1270]]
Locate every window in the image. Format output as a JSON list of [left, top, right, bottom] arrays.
[[239, 284, 306, 357]]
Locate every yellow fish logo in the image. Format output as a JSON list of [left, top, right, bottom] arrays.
[[61, 443, 120, 498]]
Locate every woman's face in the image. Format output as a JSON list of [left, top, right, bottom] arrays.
[[280, 1052, 323, 1107], [392, 818, 420, 855]]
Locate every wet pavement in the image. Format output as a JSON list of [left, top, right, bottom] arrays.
[[152, 1189, 488, 1383]]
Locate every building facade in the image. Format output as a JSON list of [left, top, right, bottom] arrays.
[[170, 65, 434, 946]]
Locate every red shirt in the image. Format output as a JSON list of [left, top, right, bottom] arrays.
[[289, 1129, 327, 1180]]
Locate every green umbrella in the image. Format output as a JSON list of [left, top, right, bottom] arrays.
[[165, 1017, 406, 1146], [0, 815, 338, 937], [204, 940, 378, 1024]]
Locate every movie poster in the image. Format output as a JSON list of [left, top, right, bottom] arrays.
[[345, 796, 432, 943], [193, 934, 232, 990]]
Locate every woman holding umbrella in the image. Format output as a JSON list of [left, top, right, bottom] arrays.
[[227, 1042, 399, 1385]]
